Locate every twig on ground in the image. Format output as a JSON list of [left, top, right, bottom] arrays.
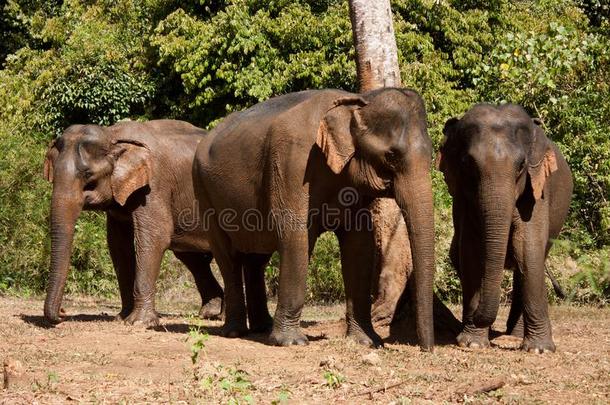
[[459, 377, 506, 396], [352, 380, 405, 397]]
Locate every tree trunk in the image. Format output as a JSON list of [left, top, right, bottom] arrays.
[[348, 0, 401, 91], [349, 0, 460, 338], [349, 0, 405, 326]]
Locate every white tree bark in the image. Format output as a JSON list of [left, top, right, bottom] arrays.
[[348, 0, 401, 91]]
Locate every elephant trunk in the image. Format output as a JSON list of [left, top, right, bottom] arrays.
[[471, 180, 513, 328], [44, 175, 84, 323], [394, 165, 435, 351]]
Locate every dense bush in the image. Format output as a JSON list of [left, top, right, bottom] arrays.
[[0, 0, 608, 305]]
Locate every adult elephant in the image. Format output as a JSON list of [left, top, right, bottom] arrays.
[[43, 120, 272, 330], [437, 104, 573, 353], [193, 88, 436, 349]]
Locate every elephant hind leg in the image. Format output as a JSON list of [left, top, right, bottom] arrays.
[[215, 249, 248, 338], [243, 253, 273, 333], [174, 251, 224, 320], [337, 228, 383, 348], [107, 216, 136, 320], [506, 269, 524, 337]]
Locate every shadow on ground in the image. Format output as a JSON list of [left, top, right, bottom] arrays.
[[20, 312, 116, 328]]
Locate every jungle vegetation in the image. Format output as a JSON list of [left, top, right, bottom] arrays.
[[0, 0, 608, 304]]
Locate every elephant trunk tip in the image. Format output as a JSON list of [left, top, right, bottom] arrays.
[[43, 300, 64, 325]]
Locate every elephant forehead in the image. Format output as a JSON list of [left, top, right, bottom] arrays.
[[60, 125, 107, 147], [468, 131, 522, 162]]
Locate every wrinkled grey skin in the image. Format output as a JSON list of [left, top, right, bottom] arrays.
[[193, 88, 436, 349], [438, 104, 573, 353], [43, 120, 272, 329]]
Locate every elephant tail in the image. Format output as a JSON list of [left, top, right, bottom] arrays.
[[545, 265, 566, 300]]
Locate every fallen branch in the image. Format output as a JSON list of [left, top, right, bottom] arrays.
[[353, 380, 404, 397], [460, 378, 506, 396]]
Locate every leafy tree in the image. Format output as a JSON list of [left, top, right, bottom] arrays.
[[0, 0, 608, 303]]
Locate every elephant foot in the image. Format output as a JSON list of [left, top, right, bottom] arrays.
[[346, 325, 383, 348], [114, 307, 134, 321], [123, 307, 160, 327], [456, 329, 490, 349], [199, 297, 223, 320], [248, 313, 274, 333], [222, 319, 248, 338], [371, 302, 395, 326], [268, 327, 309, 346], [521, 335, 555, 353]]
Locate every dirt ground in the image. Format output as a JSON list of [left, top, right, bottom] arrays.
[[0, 296, 609, 404]]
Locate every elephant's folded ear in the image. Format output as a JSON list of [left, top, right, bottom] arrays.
[[528, 147, 557, 199], [43, 138, 59, 183], [111, 143, 152, 205], [316, 100, 361, 174]]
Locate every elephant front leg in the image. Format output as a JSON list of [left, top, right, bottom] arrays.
[[268, 235, 310, 346], [456, 231, 490, 349], [124, 215, 170, 327], [337, 228, 383, 348], [458, 289, 491, 348], [107, 216, 136, 321], [511, 208, 556, 353], [515, 235, 555, 353]]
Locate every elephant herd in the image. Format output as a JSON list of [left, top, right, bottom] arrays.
[[42, 88, 573, 354]]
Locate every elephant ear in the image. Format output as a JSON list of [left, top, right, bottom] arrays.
[[436, 117, 462, 197], [527, 123, 558, 200], [110, 140, 152, 206], [316, 96, 368, 174], [43, 138, 59, 183], [435, 117, 459, 173]]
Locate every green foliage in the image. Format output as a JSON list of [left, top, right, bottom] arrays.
[[266, 232, 344, 303], [189, 322, 210, 364], [199, 365, 254, 404], [569, 250, 610, 304], [473, 21, 610, 247], [153, 0, 355, 126], [322, 370, 345, 389], [0, 0, 608, 304]]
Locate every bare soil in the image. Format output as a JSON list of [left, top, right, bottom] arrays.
[[1, 296, 609, 404]]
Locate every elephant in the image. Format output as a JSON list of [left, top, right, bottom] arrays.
[[193, 88, 436, 349], [437, 104, 573, 353], [43, 120, 272, 330]]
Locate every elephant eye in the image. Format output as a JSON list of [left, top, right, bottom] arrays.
[[461, 154, 475, 170]]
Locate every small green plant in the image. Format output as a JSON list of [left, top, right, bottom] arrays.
[[188, 323, 209, 365], [32, 371, 60, 392], [47, 371, 59, 385], [323, 370, 345, 389], [200, 365, 254, 404], [272, 389, 291, 404]]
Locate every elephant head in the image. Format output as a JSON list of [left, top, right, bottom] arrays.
[[43, 124, 152, 323], [437, 104, 558, 328], [316, 88, 435, 350]]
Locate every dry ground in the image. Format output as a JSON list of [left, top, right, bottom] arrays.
[[1, 296, 609, 404]]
